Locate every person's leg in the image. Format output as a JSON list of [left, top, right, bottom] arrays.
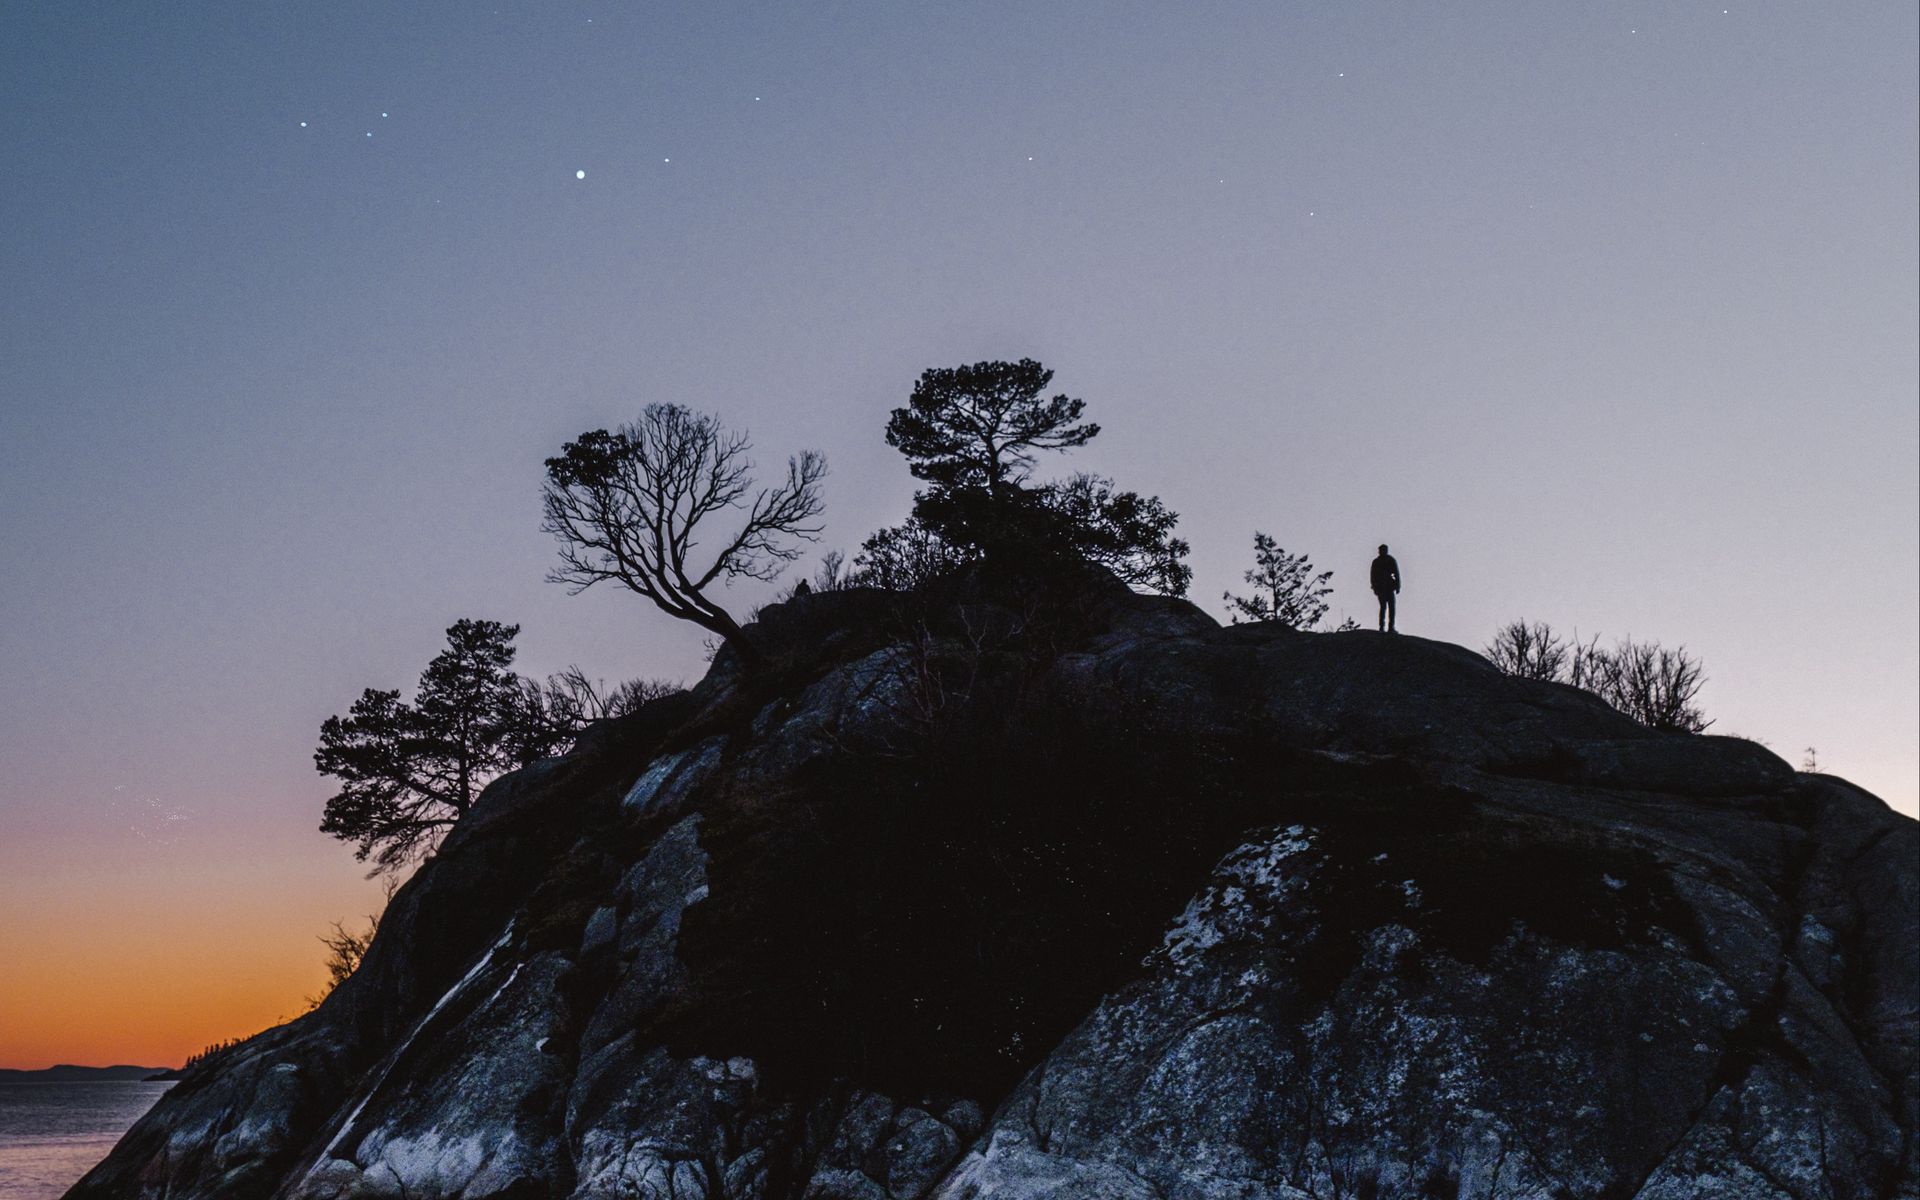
[[1377, 592, 1388, 631], [1387, 591, 1397, 633]]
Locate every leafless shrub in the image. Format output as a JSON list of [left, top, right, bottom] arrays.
[[1489, 622, 1711, 733], [1485, 621, 1569, 680]]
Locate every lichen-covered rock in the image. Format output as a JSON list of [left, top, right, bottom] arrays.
[[69, 584, 1918, 1200]]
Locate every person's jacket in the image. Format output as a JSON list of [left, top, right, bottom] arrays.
[[1370, 554, 1400, 594]]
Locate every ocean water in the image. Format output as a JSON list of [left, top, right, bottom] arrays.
[[0, 1082, 172, 1200]]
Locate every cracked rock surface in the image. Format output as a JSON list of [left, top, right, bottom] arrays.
[[70, 580, 1917, 1199]]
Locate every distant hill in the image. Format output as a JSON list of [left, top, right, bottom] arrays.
[[0, 1064, 171, 1082]]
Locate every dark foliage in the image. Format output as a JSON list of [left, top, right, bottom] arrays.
[[317, 619, 526, 871], [317, 620, 672, 870], [1224, 532, 1334, 629], [542, 403, 826, 661], [871, 360, 1191, 597], [1037, 473, 1193, 597], [851, 515, 976, 592], [883, 358, 1097, 495]]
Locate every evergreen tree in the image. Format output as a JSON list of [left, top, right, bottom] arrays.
[[1223, 534, 1333, 629], [316, 619, 524, 871], [876, 359, 1190, 595], [884, 358, 1098, 496]]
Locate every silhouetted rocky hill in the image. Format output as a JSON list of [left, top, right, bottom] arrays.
[[70, 574, 1918, 1199]]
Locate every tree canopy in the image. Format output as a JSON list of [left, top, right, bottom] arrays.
[[884, 359, 1098, 495], [874, 359, 1190, 596]]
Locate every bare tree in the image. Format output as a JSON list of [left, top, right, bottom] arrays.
[[306, 876, 399, 1009], [507, 669, 683, 762], [811, 550, 852, 592], [1585, 637, 1711, 733], [542, 405, 826, 665], [1489, 622, 1711, 734], [1485, 621, 1569, 680]]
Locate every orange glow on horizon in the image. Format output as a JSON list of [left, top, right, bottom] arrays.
[[0, 828, 386, 1071]]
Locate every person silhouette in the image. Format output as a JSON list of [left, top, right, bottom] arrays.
[[1370, 544, 1400, 633]]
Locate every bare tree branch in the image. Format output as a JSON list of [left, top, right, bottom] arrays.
[[543, 405, 826, 663]]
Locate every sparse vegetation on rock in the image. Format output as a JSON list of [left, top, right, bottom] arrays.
[[1487, 620, 1712, 733]]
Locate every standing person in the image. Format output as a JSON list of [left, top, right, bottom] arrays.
[[1370, 544, 1401, 633]]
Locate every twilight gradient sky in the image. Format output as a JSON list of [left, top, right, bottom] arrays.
[[1, 2, 1914, 1069]]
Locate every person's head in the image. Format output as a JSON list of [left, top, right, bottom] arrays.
[[1378, 543, 1389, 555]]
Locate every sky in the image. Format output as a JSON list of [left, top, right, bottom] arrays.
[[0, 2, 1913, 1070]]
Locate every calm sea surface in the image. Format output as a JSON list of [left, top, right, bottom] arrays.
[[0, 1082, 172, 1200]]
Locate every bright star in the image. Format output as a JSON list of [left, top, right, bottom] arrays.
[[576, 169, 586, 180], [299, 121, 307, 127]]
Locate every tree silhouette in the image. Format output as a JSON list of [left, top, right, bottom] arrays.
[[504, 669, 682, 764], [317, 619, 526, 871], [1040, 473, 1193, 597], [316, 622, 667, 871], [852, 515, 973, 591], [1574, 636, 1711, 733], [1224, 533, 1333, 629], [1487, 621, 1712, 733], [305, 877, 398, 1009], [885, 359, 1098, 497], [877, 360, 1189, 594], [542, 404, 826, 664], [1485, 621, 1570, 680]]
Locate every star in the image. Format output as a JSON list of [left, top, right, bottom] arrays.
[[299, 121, 307, 127], [576, 169, 586, 180]]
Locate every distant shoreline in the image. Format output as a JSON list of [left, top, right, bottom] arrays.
[[0, 1066, 175, 1083]]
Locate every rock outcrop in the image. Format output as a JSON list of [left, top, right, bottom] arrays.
[[72, 578, 1918, 1199]]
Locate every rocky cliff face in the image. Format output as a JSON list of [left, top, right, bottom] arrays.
[[72, 579, 1918, 1200]]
